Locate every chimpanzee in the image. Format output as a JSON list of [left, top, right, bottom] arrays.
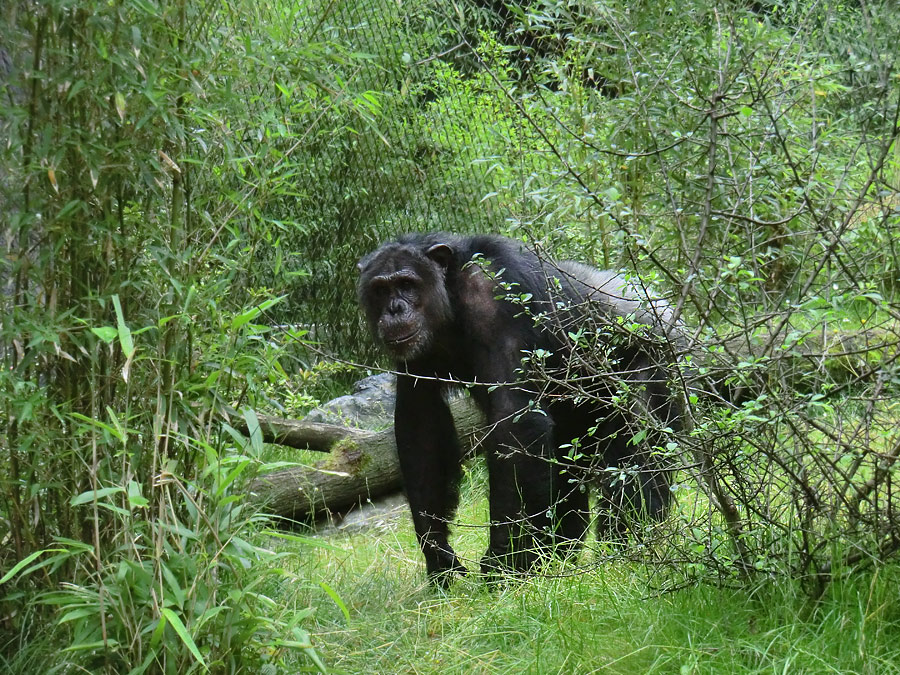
[[357, 232, 684, 586]]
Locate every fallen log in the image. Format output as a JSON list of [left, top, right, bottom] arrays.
[[238, 395, 485, 522], [240, 326, 897, 522]]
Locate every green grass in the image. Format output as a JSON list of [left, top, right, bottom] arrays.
[[270, 469, 900, 674]]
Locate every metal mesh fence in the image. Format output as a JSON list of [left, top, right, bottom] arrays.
[[4, 0, 900, 594], [249, 0, 615, 356], [273, 0, 900, 588]]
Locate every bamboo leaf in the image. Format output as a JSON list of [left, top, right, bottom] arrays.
[[111, 295, 135, 357], [114, 92, 126, 122], [242, 408, 263, 454], [1, 549, 64, 584], [319, 580, 350, 625], [161, 608, 207, 669], [71, 486, 124, 506], [91, 326, 118, 344], [111, 294, 135, 382]]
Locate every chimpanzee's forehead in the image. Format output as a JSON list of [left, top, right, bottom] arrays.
[[360, 243, 425, 275]]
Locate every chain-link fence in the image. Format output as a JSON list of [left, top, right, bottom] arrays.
[[3, 0, 900, 636], [280, 0, 900, 591]]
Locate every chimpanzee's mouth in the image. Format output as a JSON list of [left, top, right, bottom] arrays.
[[387, 331, 418, 346]]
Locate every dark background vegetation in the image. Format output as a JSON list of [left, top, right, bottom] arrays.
[[2, 0, 900, 672]]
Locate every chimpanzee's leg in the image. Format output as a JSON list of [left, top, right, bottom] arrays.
[[480, 389, 557, 575], [395, 375, 467, 586], [552, 473, 591, 555]]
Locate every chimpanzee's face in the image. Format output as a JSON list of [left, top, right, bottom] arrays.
[[357, 244, 453, 362]]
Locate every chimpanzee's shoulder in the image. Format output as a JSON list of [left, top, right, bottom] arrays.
[[386, 232, 543, 274]]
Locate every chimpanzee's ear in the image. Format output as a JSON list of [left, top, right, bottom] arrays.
[[425, 243, 454, 270]]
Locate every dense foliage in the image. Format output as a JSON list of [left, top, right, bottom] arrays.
[[1, 0, 899, 671]]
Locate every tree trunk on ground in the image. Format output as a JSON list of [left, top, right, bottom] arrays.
[[239, 327, 893, 522], [237, 396, 484, 522]]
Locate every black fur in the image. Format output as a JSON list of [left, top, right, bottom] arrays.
[[358, 233, 683, 585]]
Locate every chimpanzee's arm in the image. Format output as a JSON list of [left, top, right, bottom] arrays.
[[394, 374, 467, 586]]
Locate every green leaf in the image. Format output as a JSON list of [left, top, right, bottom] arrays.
[[127, 650, 157, 675], [105, 406, 127, 443], [114, 92, 126, 122], [64, 639, 120, 652], [112, 294, 136, 382], [127, 481, 148, 509], [1, 548, 64, 584], [91, 326, 118, 344], [231, 295, 286, 330], [602, 186, 621, 203], [128, 0, 160, 17], [629, 429, 648, 446], [111, 295, 135, 357], [161, 608, 207, 669], [71, 486, 124, 506], [320, 580, 350, 625], [263, 530, 346, 552], [70, 411, 124, 441], [150, 615, 167, 649], [160, 563, 186, 609], [242, 408, 263, 454], [193, 606, 227, 631], [215, 459, 252, 498], [52, 537, 95, 553], [231, 306, 261, 330], [58, 607, 98, 624], [97, 502, 131, 517]]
